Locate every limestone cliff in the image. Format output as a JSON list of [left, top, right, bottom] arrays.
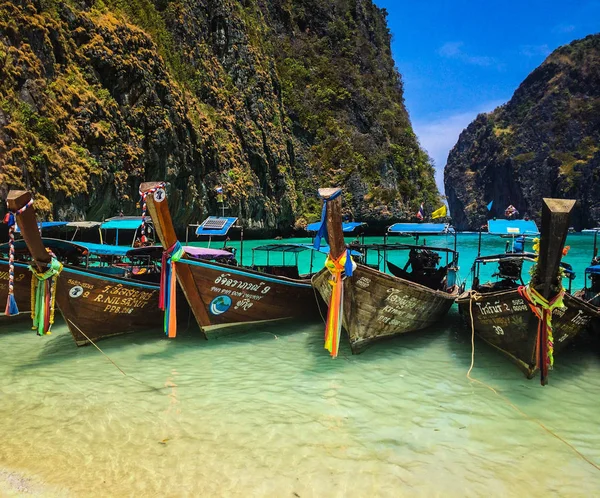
[[444, 35, 600, 230], [0, 0, 439, 231]]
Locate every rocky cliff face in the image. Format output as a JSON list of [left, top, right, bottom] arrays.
[[0, 0, 439, 231], [445, 35, 600, 230]]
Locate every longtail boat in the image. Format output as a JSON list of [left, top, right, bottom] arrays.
[[456, 199, 598, 384], [139, 181, 320, 338], [6, 190, 169, 345], [312, 188, 460, 356]]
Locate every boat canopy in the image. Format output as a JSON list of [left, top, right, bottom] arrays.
[[15, 221, 68, 233], [184, 246, 235, 259], [387, 223, 453, 235], [487, 219, 539, 236], [101, 217, 149, 231], [76, 241, 132, 256], [585, 265, 600, 275], [195, 216, 238, 237], [66, 221, 102, 229], [306, 221, 367, 233], [0, 238, 88, 258]]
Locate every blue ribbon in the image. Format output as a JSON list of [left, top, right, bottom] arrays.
[[344, 249, 354, 277]]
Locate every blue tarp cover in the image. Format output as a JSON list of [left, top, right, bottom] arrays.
[[15, 221, 68, 233], [585, 265, 600, 275], [195, 217, 238, 237], [306, 221, 367, 233], [76, 242, 132, 256], [101, 218, 147, 230], [388, 223, 452, 234], [488, 219, 539, 235]]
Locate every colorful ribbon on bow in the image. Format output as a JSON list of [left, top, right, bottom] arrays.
[[518, 284, 565, 384], [324, 249, 355, 358], [139, 183, 165, 244], [160, 241, 184, 338], [29, 257, 63, 335], [3, 199, 33, 316], [313, 189, 342, 250]]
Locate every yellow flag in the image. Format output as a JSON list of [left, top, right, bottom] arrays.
[[431, 205, 447, 219]]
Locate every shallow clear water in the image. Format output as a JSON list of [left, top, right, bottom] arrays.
[[0, 234, 599, 496]]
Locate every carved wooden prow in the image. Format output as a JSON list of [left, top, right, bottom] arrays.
[[140, 181, 210, 337], [318, 187, 345, 260], [6, 190, 51, 270], [532, 198, 576, 299], [139, 182, 178, 251]]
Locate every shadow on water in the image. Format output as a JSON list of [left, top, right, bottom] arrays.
[[448, 305, 598, 400]]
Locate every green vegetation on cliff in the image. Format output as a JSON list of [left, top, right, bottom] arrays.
[[0, 0, 439, 229]]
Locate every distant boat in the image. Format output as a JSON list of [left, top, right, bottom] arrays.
[[311, 187, 460, 355], [456, 203, 599, 384]]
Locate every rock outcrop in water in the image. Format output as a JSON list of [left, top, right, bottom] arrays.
[[0, 0, 439, 231], [444, 35, 600, 230]]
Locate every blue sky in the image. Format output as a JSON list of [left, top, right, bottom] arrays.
[[374, 0, 600, 194]]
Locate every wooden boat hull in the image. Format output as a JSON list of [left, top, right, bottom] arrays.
[[54, 266, 163, 346], [312, 264, 458, 352], [456, 289, 599, 377], [175, 258, 319, 331], [0, 260, 33, 323]]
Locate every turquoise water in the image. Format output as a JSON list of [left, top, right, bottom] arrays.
[[0, 234, 599, 496]]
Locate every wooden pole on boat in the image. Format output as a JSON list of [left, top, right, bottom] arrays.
[[318, 188, 345, 260], [533, 199, 575, 298], [140, 182, 210, 338], [532, 198, 575, 385], [6, 190, 51, 269]]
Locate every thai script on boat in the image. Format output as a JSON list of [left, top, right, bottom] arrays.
[[475, 301, 507, 315], [99, 284, 155, 301], [0, 271, 26, 281], [68, 278, 95, 290], [214, 274, 271, 294], [88, 284, 156, 314], [385, 290, 421, 309], [571, 310, 591, 326], [511, 298, 528, 312], [356, 277, 371, 289], [234, 298, 254, 311]]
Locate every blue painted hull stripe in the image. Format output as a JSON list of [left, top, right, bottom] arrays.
[[62, 267, 159, 290], [179, 259, 312, 288]]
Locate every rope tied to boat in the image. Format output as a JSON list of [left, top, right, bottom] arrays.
[[139, 182, 165, 244], [323, 249, 355, 358], [29, 256, 63, 335], [3, 199, 33, 316], [160, 240, 184, 338], [518, 284, 565, 383]]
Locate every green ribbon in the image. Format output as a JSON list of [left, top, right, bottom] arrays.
[[29, 258, 63, 336]]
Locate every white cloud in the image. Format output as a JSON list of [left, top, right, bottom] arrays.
[[412, 101, 505, 194], [520, 44, 552, 57], [438, 41, 496, 67], [553, 23, 575, 33]]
